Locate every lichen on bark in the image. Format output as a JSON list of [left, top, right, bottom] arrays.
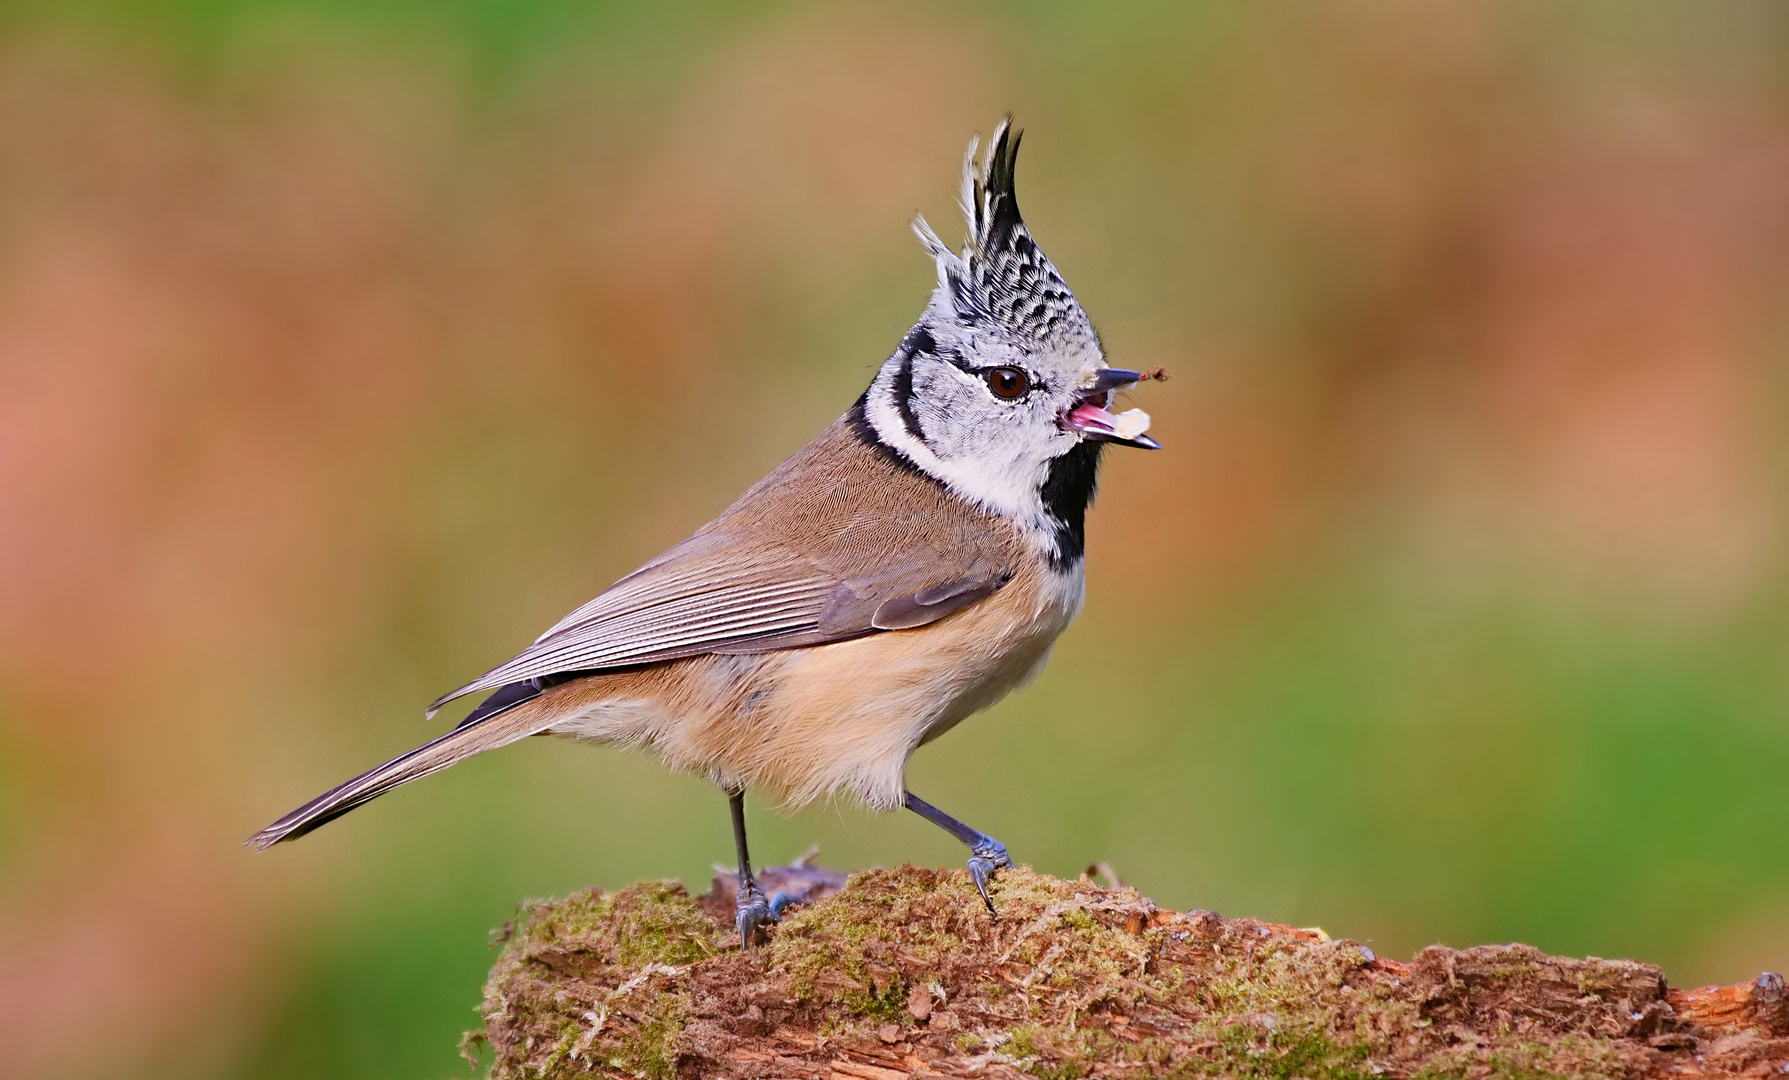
[[467, 865, 1789, 1080]]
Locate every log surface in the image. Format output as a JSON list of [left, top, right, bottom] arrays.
[[465, 862, 1789, 1080]]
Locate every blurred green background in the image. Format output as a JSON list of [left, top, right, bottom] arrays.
[[1, 2, 1787, 1077]]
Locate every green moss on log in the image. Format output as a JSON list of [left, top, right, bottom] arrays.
[[470, 866, 1789, 1079]]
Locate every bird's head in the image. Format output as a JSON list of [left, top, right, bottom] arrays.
[[857, 117, 1158, 560]]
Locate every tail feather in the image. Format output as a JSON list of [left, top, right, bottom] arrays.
[[245, 702, 556, 851]]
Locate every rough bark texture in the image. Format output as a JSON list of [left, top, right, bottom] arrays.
[[465, 862, 1789, 1080]]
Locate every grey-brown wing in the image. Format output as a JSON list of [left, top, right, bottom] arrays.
[[426, 527, 1011, 717]]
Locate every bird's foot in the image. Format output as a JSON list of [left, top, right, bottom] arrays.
[[735, 885, 792, 949], [965, 836, 1012, 916], [901, 791, 1013, 918]]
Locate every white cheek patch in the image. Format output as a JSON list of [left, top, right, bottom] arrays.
[[863, 369, 1062, 546]]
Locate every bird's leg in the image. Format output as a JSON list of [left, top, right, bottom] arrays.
[[729, 789, 790, 949], [904, 791, 1011, 915]]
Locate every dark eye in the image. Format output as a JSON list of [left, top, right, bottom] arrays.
[[983, 366, 1030, 400]]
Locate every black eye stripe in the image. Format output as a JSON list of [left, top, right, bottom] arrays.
[[892, 344, 926, 444], [937, 348, 971, 373], [914, 343, 1045, 397]]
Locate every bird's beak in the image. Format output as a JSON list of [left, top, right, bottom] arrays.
[[1061, 368, 1161, 449]]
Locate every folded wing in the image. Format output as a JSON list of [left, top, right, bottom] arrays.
[[427, 415, 1023, 718]]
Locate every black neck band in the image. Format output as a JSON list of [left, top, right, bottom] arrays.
[[1039, 440, 1102, 566]]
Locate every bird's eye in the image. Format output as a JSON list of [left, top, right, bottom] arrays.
[[983, 367, 1030, 400]]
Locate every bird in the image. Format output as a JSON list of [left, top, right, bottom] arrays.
[[247, 117, 1160, 948]]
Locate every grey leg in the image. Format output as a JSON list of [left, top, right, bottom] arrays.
[[729, 789, 790, 948], [904, 791, 1012, 915]]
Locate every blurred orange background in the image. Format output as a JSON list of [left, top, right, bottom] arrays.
[[2, 2, 1787, 1077]]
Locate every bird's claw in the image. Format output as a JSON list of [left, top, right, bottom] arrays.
[[901, 792, 1014, 919], [735, 888, 793, 949], [966, 837, 1011, 916]]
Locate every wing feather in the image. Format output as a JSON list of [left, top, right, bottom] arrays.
[[427, 572, 845, 714], [427, 415, 1026, 718]]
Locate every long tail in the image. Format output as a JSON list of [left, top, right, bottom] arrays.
[[245, 692, 554, 851]]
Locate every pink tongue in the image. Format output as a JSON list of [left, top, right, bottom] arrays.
[[1069, 401, 1119, 432]]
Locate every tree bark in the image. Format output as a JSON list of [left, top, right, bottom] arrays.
[[465, 861, 1788, 1079]]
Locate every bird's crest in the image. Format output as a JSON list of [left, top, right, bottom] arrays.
[[913, 117, 1098, 353]]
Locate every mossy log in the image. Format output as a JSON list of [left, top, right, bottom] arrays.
[[464, 861, 1788, 1080]]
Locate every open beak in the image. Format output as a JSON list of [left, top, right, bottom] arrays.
[[1061, 368, 1162, 449]]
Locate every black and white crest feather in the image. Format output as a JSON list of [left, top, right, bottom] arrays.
[[913, 118, 1101, 358]]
